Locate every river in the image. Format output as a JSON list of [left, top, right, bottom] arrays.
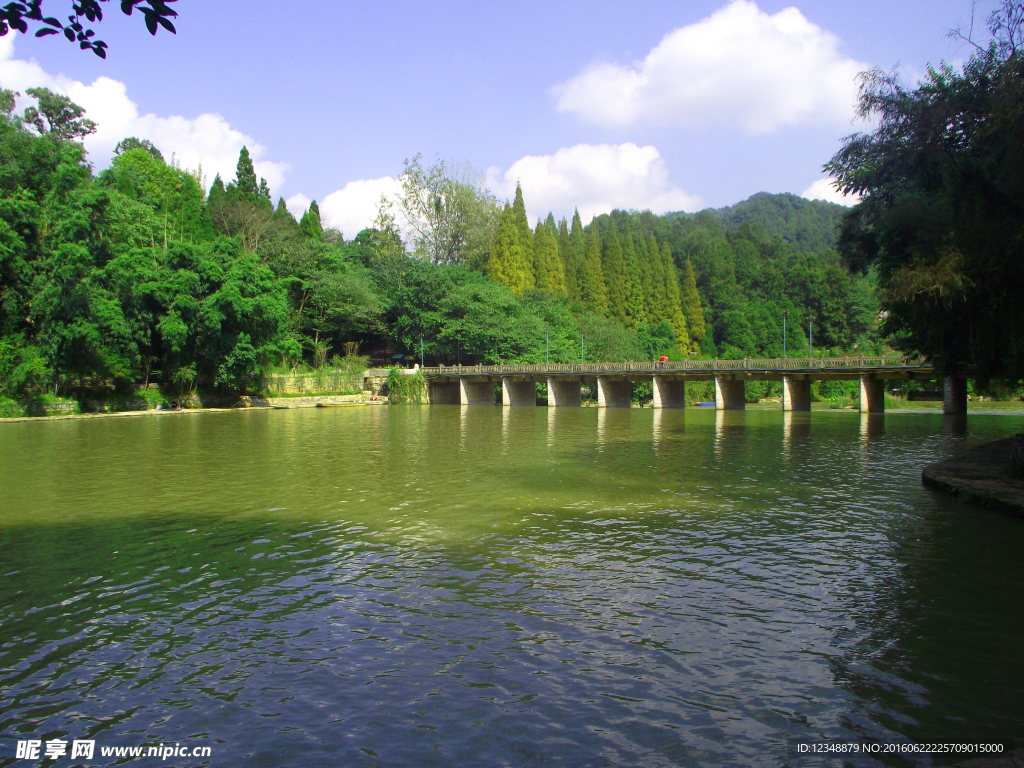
[[1, 406, 1023, 766]]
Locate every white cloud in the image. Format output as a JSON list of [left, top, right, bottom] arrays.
[[0, 34, 289, 190], [284, 193, 310, 220], [801, 177, 858, 207], [552, 0, 868, 134], [487, 143, 701, 223], [319, 177, 401, 238]]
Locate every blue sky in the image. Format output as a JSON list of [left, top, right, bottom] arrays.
[[0, 0, 990, 234]]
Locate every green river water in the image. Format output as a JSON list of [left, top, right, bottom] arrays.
[[1, 405, 1023, 767]]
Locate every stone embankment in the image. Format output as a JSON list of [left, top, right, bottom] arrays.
[[922, 434, 1024, 516]]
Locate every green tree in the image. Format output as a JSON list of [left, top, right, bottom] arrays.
[[826, 2, 1024, 380], [510, 183, 536, 289], [487, 205, 531, 295], [581, 220, 608, 314], [602, 223, 627, 323], [384, 153, 499, 266], [299, 199, 324, 241], [680, 256, 705, 348], [21, 87, 96, 140]]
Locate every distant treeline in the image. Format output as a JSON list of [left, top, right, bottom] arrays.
[[0, 88, 878, 397]]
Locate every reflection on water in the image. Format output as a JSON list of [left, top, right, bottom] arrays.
[[1, 406, 1023, 767]]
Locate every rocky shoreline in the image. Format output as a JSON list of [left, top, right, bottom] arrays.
[[922, 435, 1024, 517]]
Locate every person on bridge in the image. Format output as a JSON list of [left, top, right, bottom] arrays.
[[659, 355, 668, 370]]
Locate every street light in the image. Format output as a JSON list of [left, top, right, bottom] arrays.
[[546, 324, 549, 365], [581, 328, 585, 364], [420, 336, 424, 368]]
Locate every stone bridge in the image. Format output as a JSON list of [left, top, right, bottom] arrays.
[[417, 356, 968, 414]]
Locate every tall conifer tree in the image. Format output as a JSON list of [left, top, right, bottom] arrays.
[[565, 211, 586, 302], [488, 205, 531, 294], [541, 214, 566, 295], [620, 221, 645, 329], [680, 257, 705, 350], [300, 200, 324, 240], [532, 220, 552, 292], [511, 184, 536, 290], [234, 146, 259, 200], [602, 224, 627, 323], [661, 243, 690, 350], [558, 217, 577, 300], [582, 221, 608, 313], [647, 232, 670, 323]]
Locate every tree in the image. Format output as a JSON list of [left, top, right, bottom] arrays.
[[114, 136, 163, 162], [299, 200, 323, 241], [487, 205, 531, 295], [563, 211, 584, 302], [208, 147, 278, 253], [0, 1, 177, 59], [511, 184, 536, 288], [20, 87, 96, 139], [602, 224, 627, 323], [383, 153, 499, 266], [581, 219, 608, 314], [826, 0, 1024, 381], [680, 257, 705, 348]]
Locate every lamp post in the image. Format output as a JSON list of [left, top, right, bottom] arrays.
[[809, 319, 813, 359], [420, 336, 424, 368], [581, 329, 585, 364], [546, 324, 549, 365], [457, 338, 460, 366]]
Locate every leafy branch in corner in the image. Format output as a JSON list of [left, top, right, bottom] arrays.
[[0, 0, 176, 58]]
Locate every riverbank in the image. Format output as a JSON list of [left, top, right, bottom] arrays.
[[922, 436, 1024, 516], [0, 393, 381, 423]]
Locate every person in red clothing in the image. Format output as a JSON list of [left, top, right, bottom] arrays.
[[658, 354, 668, 369]]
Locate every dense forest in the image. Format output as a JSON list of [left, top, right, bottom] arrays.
[[0, 87, 879, 399]]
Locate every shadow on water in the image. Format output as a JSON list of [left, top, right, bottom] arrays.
[[1, 406, 1023, 766]]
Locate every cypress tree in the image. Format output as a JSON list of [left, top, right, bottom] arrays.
[[300, 199, 324, 240], [511, 184, 536, 290], [565, 211, 585, 302], [648, 233, 670, 323], [532, 220, 552, 292], [541, 214, 566, 295], [621, 221, 646, 329], [234, 146, 259, 201], [276, 197, 289, 216], [602, 224, 627, 323], [661, 243, 691, 350], [680, 257, 705, 349], [558, 217, 577, 300], [488, 204, 531, 294], [583, 220, 609, 314]]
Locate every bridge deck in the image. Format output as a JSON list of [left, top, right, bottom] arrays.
[[420, 355, 935, 380]]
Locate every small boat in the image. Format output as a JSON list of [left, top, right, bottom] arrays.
[[316, 402, 367, 408]]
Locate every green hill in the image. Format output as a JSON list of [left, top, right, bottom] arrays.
[[670, 192, 848, 254]]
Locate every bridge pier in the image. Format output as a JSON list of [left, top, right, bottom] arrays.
[[859, 376, 884, 413], [597, 376, 632, 408], [652, 377, 685, 409], [460, 378, 494, 406], [427, 380, 460, 404], [715, 376, 745, 410], [502, 377, 536, 406], [943, 376, 968, 415], [547, 377, 581, 407], [782, 375, 811, 411]]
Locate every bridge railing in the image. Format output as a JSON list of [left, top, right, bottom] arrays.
[[418, 355, 929, 377]]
